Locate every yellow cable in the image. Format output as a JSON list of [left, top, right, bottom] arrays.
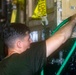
[[10, 9, 17, 23]]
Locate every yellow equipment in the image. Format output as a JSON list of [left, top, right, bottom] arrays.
[[32, 0, 47, 18]]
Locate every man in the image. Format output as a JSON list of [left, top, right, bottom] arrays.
[[0, 15, 76, 75]]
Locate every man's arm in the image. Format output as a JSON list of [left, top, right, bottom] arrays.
[[46, 16, 76, 57]]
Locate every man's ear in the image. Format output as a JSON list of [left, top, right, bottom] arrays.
[[16, 40, 22, 48]]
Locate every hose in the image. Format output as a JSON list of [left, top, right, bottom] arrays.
[[55, 18, 76, 75], [51, 17, 69, 35], [41, 17, 76, 75]]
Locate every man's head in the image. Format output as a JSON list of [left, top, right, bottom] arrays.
[[3, 23, 32, 53]]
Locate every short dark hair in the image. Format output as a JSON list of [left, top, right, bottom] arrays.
[[3, 23, 30, 48]]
